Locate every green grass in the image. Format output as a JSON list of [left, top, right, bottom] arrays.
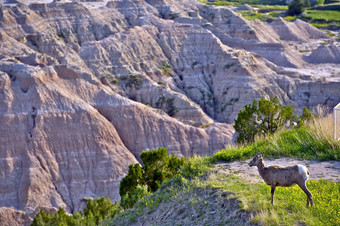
[[309, 22, 330, 27], [251, 4, 288, 10], [239, 11, 268, 21], [311, 3, 340, 11], [303, 10, 340, 22], [210, 126, 340, 163], [205, 174, 340, 225], [283, 15, 297, 21]]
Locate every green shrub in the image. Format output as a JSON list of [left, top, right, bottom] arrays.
[[234, 97, 294, 143], [32, 197, 121, 226], [288, 0, 305, 16], [119, 164, 143, 198], [141, 148, 185, 192], [297, 106, 316, 126], [119, 148, 185, 208], [155, 96, 178, 117], [121, 74, 143, 89], [83, 197, 120, 224], [120, 184, 151, 209]]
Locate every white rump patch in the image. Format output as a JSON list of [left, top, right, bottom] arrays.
[[298, 165, 309, 180]]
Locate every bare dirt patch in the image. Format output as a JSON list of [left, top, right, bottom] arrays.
[[216, 158, 340, 184]]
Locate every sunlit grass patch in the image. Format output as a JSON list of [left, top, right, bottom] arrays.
[[303, 10, 340, 22], [210, 115, 340, 163], [204, 173, 340, 225]]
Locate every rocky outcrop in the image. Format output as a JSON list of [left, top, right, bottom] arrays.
[[268, 18, 329, 42], [0, 0, 339, 225], [304, 44, 340, 64]]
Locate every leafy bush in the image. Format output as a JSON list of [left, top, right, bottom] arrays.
[[120, 74, 143, 89], [120, 184, 151, 209], [288, 0, 305, 16], [32, 197, 120, 226], [155, 96, 178, 117], [83, 197, 120, 224], [119, 164, 143, 197], [119, 148, 185, 208], [234, 97, 294, 143], [297, 106, 316, 126]]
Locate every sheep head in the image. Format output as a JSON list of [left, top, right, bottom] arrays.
[[248, 152, 263, 167]]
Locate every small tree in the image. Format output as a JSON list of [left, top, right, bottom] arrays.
[[234, 97, 295, 143], [234, 99, 260, 143], [119, 148, 185, 208], [141, 147, 185, 192], [288, 0, 305, 16], [298, 106, 316, 126], [119, 163, 143, 198], [120, 184, 150, 209]]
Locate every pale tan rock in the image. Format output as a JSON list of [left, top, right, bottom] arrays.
[[0, 208, 31, 226], [304, 44, 340, 64]]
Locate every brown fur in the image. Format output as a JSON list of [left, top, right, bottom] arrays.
[[248, 153, 314, 207]]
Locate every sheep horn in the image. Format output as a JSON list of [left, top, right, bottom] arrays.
[[256, 152, 263, 158]]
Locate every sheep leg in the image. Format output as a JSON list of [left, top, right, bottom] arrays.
[[271, 186, 276, 205], [298, 182, 313, 208]]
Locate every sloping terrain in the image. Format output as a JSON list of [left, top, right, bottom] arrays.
[[0, 0, 340, 225], [111, 159, 339, 225], [112, 187, 254, 226]]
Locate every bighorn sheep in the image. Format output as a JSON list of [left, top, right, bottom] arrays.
[[248, 153, 313, 207]]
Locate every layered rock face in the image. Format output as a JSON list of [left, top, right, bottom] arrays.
[[0, 0, 339, 225]]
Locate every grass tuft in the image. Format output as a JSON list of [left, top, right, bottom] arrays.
[[211, 115, 340, 163]]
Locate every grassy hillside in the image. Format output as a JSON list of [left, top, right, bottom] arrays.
[[112, 171, 339, 225], [212, 114, 340, 162], [111, 115, 340, 225], [33, 115, 340, 225]]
